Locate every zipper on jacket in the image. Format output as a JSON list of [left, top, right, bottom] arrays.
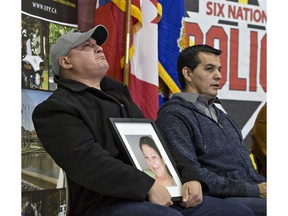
[[89, 88, 128, 118], [119, 104, 128, 117]]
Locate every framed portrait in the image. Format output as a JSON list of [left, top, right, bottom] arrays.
[[109, 118, 182, 200]]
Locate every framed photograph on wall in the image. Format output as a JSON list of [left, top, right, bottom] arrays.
[[109, 118, 182, 200]]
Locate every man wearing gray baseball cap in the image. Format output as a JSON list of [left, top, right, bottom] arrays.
[[32, 26, 254, 216], [50, 25, 108, 76]]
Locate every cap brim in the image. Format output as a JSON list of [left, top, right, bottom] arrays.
[[91, 25, 108, 46]]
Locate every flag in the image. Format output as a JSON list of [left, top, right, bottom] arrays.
[[93, 0, 141, 81], [130, 0, 160, 120], [78, 0, 159, 119], [158, 0, 185, 104], [78, 0, 141, 81]]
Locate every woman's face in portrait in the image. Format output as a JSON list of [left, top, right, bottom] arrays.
[[141, 144, 166, 178]]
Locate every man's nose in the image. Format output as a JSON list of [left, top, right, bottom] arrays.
[[215, 69, 222, 80], [88, 38, 103, 52], [95, 45, 103, 53]]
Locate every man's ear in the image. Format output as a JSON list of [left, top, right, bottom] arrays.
[[59, 56, 72, 70], [182, 67, 192, 82]]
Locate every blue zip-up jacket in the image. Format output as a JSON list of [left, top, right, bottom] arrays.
[[156, 95, 266, 198]]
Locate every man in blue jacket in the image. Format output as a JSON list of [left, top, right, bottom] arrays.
[[32, 27, 254, 216], [156, 44, 266, 216]]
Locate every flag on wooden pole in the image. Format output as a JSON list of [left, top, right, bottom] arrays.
[[130, 0, 160, 120]]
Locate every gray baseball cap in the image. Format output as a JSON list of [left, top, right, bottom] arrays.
[[50, 25, 108, 75]]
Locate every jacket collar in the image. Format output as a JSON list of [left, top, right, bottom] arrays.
[[174, 92, 221, 105], [54, 75, 125, 92]]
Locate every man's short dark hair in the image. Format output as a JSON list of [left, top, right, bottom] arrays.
[[177, 44, 222, 89]]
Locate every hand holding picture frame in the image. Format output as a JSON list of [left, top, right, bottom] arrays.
[[109, 118, 183, 200]]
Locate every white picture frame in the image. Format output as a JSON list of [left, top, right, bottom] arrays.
[[109, 118, 182, 200]]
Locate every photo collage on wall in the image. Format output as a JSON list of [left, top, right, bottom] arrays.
[[21, 0, 77, 215]]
